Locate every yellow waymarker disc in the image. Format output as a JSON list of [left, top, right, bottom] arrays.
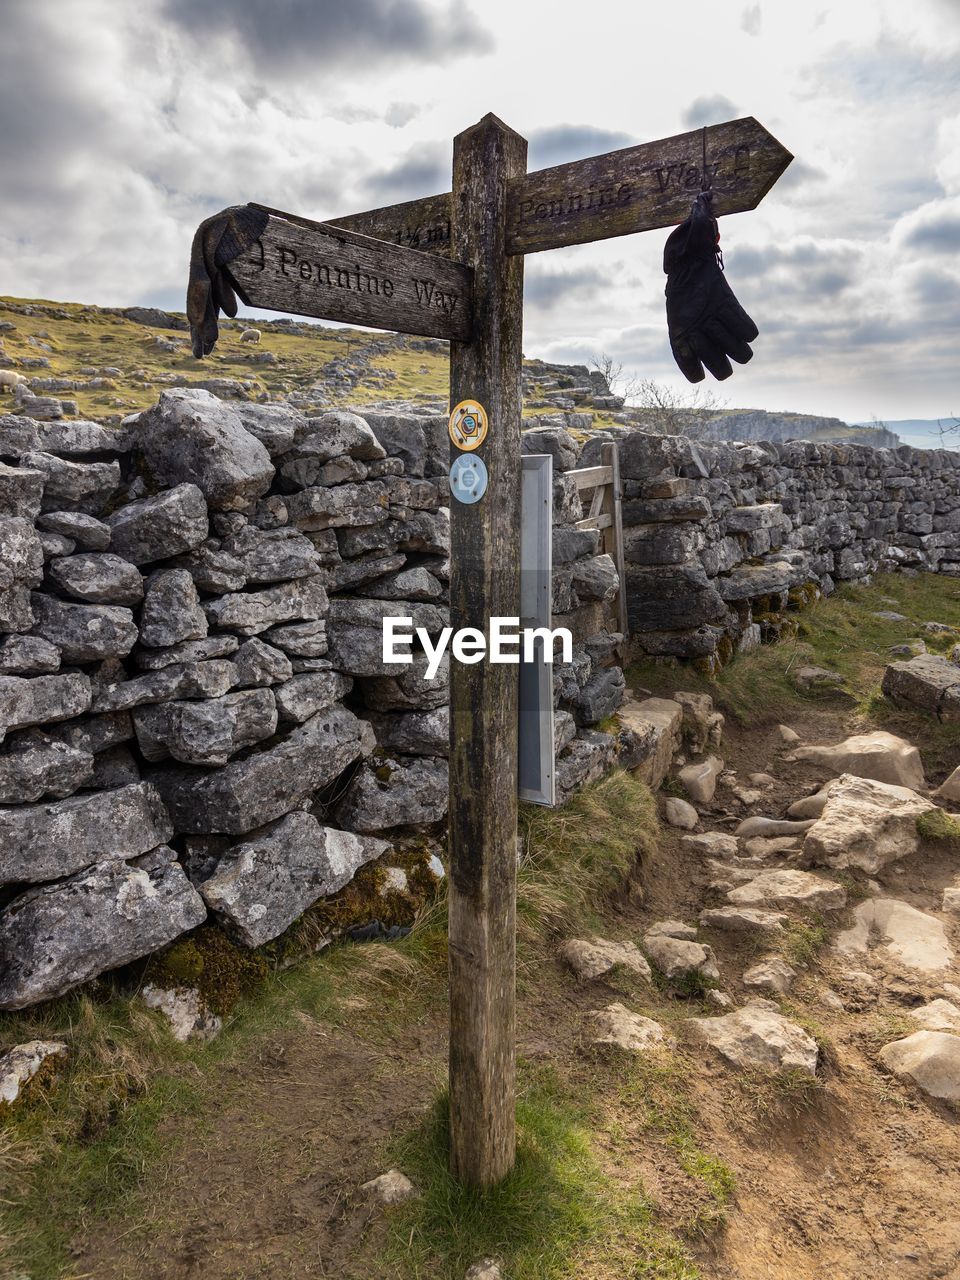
[[448, 399, 489, 451]]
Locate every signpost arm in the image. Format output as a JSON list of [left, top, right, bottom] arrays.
[[447, 113, 527, 1187]]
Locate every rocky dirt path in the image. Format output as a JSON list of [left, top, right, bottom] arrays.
[[67, 679, 960, 1280]]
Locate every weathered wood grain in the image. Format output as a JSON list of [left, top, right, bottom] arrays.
[[225, 210, 472, 340], [329, 116, 792, 258], [506, 116, 792, 254], [447, 113, 526, 1187]]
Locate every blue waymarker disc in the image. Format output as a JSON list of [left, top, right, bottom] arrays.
[[449, 454, 488, 504]]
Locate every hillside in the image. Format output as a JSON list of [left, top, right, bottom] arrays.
[[0, 295, 622, 431], [0, 296, 909, 451]]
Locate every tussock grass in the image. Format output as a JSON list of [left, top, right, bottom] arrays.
[[917, 808, 960, 844], [384, 1066, 703, 1280], [517, 770, 659, 944]]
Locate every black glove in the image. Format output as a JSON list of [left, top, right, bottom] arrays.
[[187, 204, 269, 359], [663, 191, 758, 382]]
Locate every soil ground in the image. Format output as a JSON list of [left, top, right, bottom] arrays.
[[69, 696, 960, 1280]]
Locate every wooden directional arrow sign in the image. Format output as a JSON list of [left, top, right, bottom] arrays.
[[330, 116, 791, 257], [224, 207, 473, 341]]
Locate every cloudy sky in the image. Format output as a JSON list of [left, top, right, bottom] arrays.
[[2, 0, 958, 424]]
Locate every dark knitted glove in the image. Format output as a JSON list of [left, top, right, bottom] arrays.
[[187, 204, 269, 358], [663, 192, 758, 382]]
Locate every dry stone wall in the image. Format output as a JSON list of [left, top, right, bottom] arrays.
[[0, 390, 627, 1009], [579, 427, 960, 663]]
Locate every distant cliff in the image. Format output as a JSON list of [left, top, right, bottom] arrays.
[[695, 409, 901, 449]]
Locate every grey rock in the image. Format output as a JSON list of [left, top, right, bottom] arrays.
[[0, 729, 93, 802], [274, 671, 352, 724], [300, 411, 386, 461], [134, 689, 278, 766], [882, 653, 960, 720], [87, 744, 141, 790], [136, 389, 274, 511], [21, 451, 120, 515], [231, 638, 293, 687], [134, 635, 239, 670], [0, 515, 44, 631], [0, 672, 91, 744], [0, 634, 60, 675], [644, 930, 719, 982], [569, 667, 625, 726], [0, 781, 173, 884], [286, 480, 391, 530], [263, 619, 327, 657], [35, 418, 128, 455], [571, 553, 620, 603], [149, 704, 371, 834], [44, 709, 133, 755], [0, 847, 207, 1009], [555, 729, 617, 797], [233, 402, 303, 455], [328, 551, 406, 593], [0, 415, 41, 457], [326, 598, 447, 676], [359, 656, 449, 711], [201, 812, 389, 946], [553, 526, 600, 565], [38, 530, 75, 560], [0, 460, 44, 519], [107, 484, 209, 565], [393, 508, 449, 555], [626, 563, 725, 632], [360, 413, 426, 475], [139, 983, 222, 1043], [335, 755, 448, 832], [91, 659, 237, 712], [520, 425, 578, 470], [0, 1039, 68, 1105], [139, 569, 207, 647], [203, 575, 327, 636], [361, 1168, 420, 1206], [46, 554, 144, 606], [365, 706, 449, 756], [686, 1003, 819, 1075], [559, 936, 652, 982], [30, 594, 138, 662], [220, 525, 322, 584], [362, 566, 444, 601], [170, 540, 246, 594]]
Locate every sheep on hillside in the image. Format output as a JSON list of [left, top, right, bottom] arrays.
[[0, 370, 28, 393], [239, 328, 261, 344]]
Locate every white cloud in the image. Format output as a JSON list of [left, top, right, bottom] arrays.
[[1, 0, 958, 421]]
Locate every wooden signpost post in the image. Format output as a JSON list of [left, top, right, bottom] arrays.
[[202, 111, 792, 1189]]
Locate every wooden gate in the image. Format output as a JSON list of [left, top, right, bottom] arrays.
[[566, 440, 629, 641]]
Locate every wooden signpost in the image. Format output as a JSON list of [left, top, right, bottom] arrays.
[[202, 110, 792, 1189], [329, 116, 792, 256]]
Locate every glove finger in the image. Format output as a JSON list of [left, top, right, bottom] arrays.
[[212, 270, 239, 318], [703, 317, 754, 365], [690, 331, 733, 381], [670, 334, 706, 383], [715, 278, 759, 342]]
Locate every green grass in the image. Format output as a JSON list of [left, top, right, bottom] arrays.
[[628, 572, 960, 774], [780, 919, 830, 970], [517, 770, 660, 943], [382, 1065, 706, 1280], [0, 293, 610, 430]]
